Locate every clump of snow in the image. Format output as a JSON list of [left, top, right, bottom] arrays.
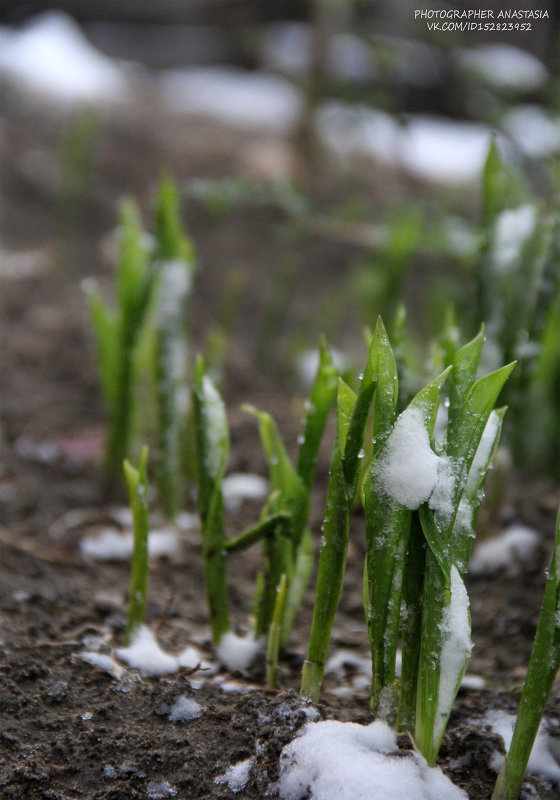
[[502, 106, 560, 158], [469, 525, 539, 576], [456, 44, 548, 93], [215, 757, 254, 793], [400, 117, 492, 185], [278, 719, 467, 800], [80, 526, 179, 561], [146, 779, 178, 799], [168, 695, 203, 722], [79, 651, 124, 679], [486, 711, 560, 782], [492, 205, 538, 272], [0, 11, 128, 104], [222, 473, 268, 511], [115, 626, 178, 677], [434, 567, 473, 750], [317, 104, 493, 185], [160, 67, 302, 133], [316, 103, 400, 166], [374, 406, 441, 510], [216, 632, 263, 672], [176, 644, 216, 675]]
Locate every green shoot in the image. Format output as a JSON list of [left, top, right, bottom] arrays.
[[84, 200, 152, 486], [415, 354, 515, 765], [152, 177, 195, 520], [192, 356, 230, 646], [301, 331, 378, 702], [123, 446, 150, 643], [492, 507, 560, 800]]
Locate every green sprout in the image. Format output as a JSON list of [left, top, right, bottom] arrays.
[[192, 342, 338, 683], [85, 176, 195, 510], [84, 200, 153, 486], [300, 319, 514, 769], [492, 506, 560, 800], [151, 176, 195, 520], [192, 356, 231, 646], [123, 446, 150, 643]]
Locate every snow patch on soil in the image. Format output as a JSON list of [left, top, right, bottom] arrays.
[[0, 11, 128, 104], [80, 526, 179, 561], [469, 525, 539, 576], [215, 757, 254, 792], [167, 695, 203, 722], [115, 626, 178, 677], [278, 719, 467, 800], [216, 631, 264, 672], [222, 473, 268, 510], [486, 711, 560, 783], [160, 67, 301, 133]]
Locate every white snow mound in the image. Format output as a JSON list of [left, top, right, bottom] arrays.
[[0, 11, 127, 104], [278, 720, 467, 800]]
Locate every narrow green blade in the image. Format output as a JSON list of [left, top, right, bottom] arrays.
[[297, 337, 338, 491]]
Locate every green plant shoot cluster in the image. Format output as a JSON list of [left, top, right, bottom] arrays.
[[300, 318, 514, 767], [84, 176, 195, 516], [192, 341, 338, 685]]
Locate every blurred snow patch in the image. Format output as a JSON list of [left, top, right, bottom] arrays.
[[503, 106, 560, 158], [469, 525, 539, 576], [317, 104, 492, 185], [160, 67, 302, 133], [80, 526, 179, 561], [262, 22, 376, 82], [456, 44, 547, 93], [0, 12, 128, 104], [278, 719, 467, 800], [222, 473, 268, 511], [486, 711, 560, 782]]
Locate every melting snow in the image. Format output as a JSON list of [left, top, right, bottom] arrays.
[[502, 106, 560, 158], [486, 711, 560, 782], [316, 104, 492, 185], [469, 525, 539, 576], [435, 567, 473, 750], [374, 406, 441, 510], [216, 631, 264, 672], [167, 695, 203, 722], [456, 44, 548, 93], [79, 651, 124, 679], [0, 11, 128, 104], [492, 205, 538, 272], [80, 526, 179, 561], [115, 626, 178, 677], [160, 67, 302, 133], [215, 758, 254, 793], [222, 473, 268, 511], [278, 720, 467, 800]]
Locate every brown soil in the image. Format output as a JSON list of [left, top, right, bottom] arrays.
[[1, 87, 559, 800]]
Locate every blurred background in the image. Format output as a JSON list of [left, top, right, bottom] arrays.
[[1, 1, 559, 472]]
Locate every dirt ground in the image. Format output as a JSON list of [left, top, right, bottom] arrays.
[[1, 86, 560, 800]]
